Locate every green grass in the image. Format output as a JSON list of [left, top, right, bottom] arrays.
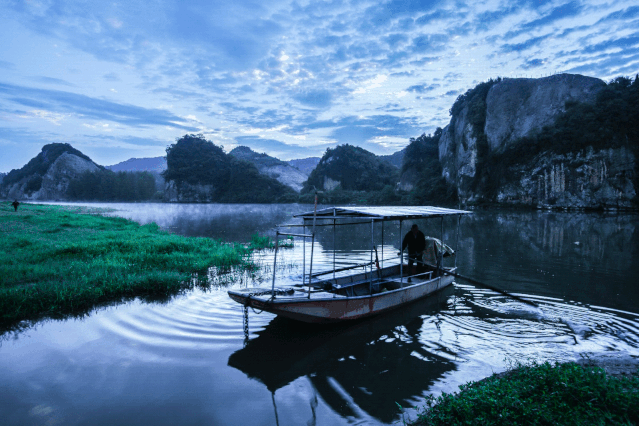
[[0, 203, 283, 329], [407, 360, 639, 425]]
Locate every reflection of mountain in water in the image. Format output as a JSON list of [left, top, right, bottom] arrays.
[[457, 211, 639, 311], [228, 287, 456, 423]]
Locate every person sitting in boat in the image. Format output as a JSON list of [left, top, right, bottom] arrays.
[[402, 224, 426, 282]]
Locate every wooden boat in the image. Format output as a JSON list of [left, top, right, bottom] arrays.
[[228, 206, 470, 323]]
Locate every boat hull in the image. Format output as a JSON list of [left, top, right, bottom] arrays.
[[228, 271, 455, 323]]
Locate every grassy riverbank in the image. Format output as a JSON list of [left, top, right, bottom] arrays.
[[406, 360, 639, 425], [0, 203, 278, 329]]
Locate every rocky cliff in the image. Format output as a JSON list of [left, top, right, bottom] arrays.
[[437, 73, 636, 209], [1, 144, 102, 201], [230, 146, 308, 193]]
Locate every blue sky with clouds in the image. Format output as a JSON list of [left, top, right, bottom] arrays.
[[1, 0, 637, 172]]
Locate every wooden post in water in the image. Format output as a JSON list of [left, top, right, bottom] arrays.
[[439, 216, 444, 285]]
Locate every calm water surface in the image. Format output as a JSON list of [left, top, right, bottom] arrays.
[[2, 203, 638, 425]]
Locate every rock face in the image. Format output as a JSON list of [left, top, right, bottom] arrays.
[[497, 146, 636, 209], [484, 74, 604, 153], [230, 146, 308, 192], [36, 152, 101, 200], [437, 73, 629, 207], [1, 144, 102, 201]]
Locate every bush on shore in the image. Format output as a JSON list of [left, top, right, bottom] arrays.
[[406, 360, 639, 425]]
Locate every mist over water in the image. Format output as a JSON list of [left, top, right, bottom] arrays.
[[2, 204, 638, 425]]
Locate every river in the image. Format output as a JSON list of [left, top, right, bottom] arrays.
[[1, 203, 638, 425]]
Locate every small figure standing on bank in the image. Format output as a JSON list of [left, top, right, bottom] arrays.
[[11, 199, 20, 212]]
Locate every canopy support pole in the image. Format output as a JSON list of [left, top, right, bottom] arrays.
[[399, 220, 403, 288], [439, 216, 444, 284], [381, 221, 384, 272], [455, 215, 460, 268], [333, 217, 337, 298], [370, 219, 374, 295]]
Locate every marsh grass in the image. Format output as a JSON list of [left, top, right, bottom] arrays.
[[0, 203, 282, 329], [408, 360, 639, 425]]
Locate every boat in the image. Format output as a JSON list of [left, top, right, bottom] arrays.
[[228, 206, 470, 323]]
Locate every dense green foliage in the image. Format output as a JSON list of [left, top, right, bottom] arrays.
[[303, 144, 399, 193], [1, 143, 98, 190], [67, 170, 158, 201], [399, 130, 457, 205], [496, 75, 639, 165], [163, 134, 296, 202], [0, 203, 279, 329], [410, 361, 639, 425]]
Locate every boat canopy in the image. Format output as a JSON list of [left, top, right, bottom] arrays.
[[294, 206, 471, 221]]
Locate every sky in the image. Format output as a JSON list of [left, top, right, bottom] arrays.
[[0, 0, 638, 172]]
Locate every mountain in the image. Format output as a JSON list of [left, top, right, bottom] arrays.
[[434, 73, 638, 209], [0, 172, 6, 185], [303, 144, 399, 193], [379, 149, 405, 168], [163, 135, 296, 203], [0, 143, 102, 200], [107, 157, 167, 172], [229, 146, 308, 193], [287, 157, 320, 176]]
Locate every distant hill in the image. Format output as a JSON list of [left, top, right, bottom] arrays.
[[379, 149, 405, 168], [229, 146, 308, 193], [303, 144, 399, 193], [164, 135, 297, 202], [0, 143, 103, 200], [287, 157, 320, 176], [0, 172, 6, 185], [0, 143, 158, 201], [107, 156, 167, 172]]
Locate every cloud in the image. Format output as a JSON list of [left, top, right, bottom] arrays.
[[518, 1, 582, 31], [501, 35, 551, 53], [103, 72, 121, 82], [34, 76, 75, 87], [292, 89, 334, 108], [522, 58, 547, 69], [0, 82, 198, 130], [0, 60, 15, 70], [407, 83, 440, 93]]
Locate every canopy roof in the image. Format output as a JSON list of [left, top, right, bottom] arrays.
[[294, 206, 471, 221]]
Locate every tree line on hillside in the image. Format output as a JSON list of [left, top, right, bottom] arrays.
[[67, 170, 158, 201]]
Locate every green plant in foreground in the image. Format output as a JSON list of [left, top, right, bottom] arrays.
[[0, 203, 278, 330], [408, 361, 639, 425]]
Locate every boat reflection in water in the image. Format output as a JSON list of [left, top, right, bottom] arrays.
[[228, 285, 458, 424]]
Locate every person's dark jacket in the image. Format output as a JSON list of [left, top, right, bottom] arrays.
[[402, 230, 426, 254]]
